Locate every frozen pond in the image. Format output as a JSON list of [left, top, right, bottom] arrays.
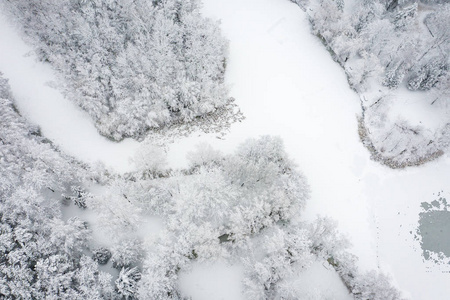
[[417, 195, 450, 264]]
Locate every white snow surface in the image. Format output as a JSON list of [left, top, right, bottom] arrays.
[[178, 261, 246, 300], [178, 260, 353, 300], [388, 87, 450, 131], [2, 0, 450, 299], [0, 13, 140, 173], [283, 260, 353, 300]]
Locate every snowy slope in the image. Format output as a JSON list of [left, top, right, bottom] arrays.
[[0, 13, 140, 173]]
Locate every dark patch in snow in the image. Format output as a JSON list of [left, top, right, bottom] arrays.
[[416, 194, 450, 264]]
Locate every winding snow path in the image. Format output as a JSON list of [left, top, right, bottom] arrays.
[[0, 13, 140, 173], [2, 0, 450, 298], [177, 0, 450, 298]]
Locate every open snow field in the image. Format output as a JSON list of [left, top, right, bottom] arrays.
[[2, 0, 450, 298]]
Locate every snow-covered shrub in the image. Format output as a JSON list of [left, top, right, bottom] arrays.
[[242, 225, 313, 299], [62, 185, 91, 209], [111, 239, 144, 269], [92, 247, 112, 265], [393, 3, 417, 30], [307, 217, 350, 259], [408, 58, 449, 91], [133, 144, 168, 178], [76, 256, 115, 299], [87, 188, 142, 237], [383, 60, 408, 89], [186, 142, 223, 169]]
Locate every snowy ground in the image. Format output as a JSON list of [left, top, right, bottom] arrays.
[[178, 261, 246, 300], [2, 0, 450, 299], [178, 259, 352, 300], [386, 87, 449, 132]]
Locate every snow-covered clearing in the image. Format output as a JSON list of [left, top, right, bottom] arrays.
[[178, 261, 245, 300], [0, 13, 140, 173], [281, 260, 354, 299], [178, 259, 352, 300], [2, 0, 450, 298], [387, 87, 450, 131], [359, 75, 450, 133]]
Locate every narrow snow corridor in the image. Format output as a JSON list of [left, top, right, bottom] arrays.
[[0, 13, 140, 173]]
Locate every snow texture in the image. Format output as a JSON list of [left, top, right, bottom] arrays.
[[178, 261, 246, 300]]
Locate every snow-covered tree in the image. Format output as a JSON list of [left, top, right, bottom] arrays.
[[133, 144, 169, 179], [111, 239, 144, 269], [352, 271, 403, 300], [116, 267, 141, 300]]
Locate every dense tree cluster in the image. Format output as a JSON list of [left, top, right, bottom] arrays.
[[2, 0, 242, 141], [84, 136, 404, 299], [87, 136, 309, 298], [303, 0, 449, 94], [0, 80, 404, 299]]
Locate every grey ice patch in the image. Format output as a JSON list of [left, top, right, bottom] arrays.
[[416, 194, 450, 264], [418, 210, 450, 259], [420, 201, 433, 211]]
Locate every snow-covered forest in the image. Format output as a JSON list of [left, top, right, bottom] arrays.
[[1, 0, 243, 141], [293, 0, 450, 167], [1, 0, 449, 299]]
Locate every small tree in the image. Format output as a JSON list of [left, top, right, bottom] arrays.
[[116, 267, 141, 300]]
